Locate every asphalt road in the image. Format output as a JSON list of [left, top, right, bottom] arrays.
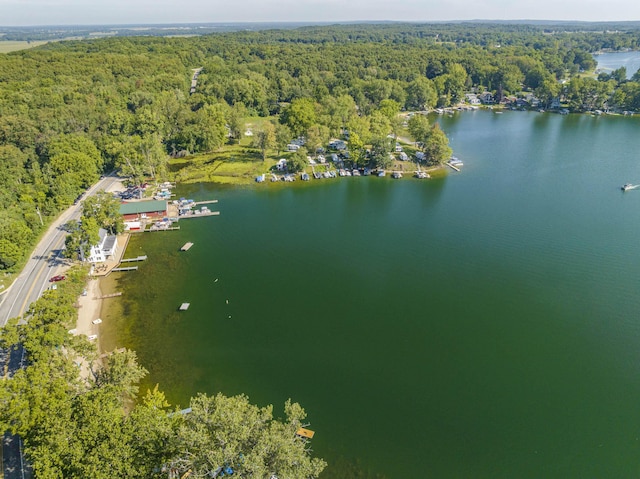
[[0, 174, 121, 327], [1, 174, 122, 479]]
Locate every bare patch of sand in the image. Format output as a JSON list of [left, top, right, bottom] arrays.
[[76, 276, 103, 339], [104, 178, 126, 194]]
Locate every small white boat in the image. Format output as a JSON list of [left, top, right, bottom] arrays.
[[622, 183, 637, 191]]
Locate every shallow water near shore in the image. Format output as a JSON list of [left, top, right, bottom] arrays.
[[103, 110, 640, 478]]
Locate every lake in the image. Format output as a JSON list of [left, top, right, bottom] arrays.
[[102, 110, 640, 478], [594, 50, 640, 78]]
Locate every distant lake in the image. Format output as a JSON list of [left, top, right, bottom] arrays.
[[104, 110, 640, 478], [594, 51, 640, 78]]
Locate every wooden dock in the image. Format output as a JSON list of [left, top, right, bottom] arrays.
[[179, 211, 220, 219], [99, 292, 122, 299], [112, 266, 138, 272], [296, 428, 315, 439], [120, 255, 147, 262], [179, 303, 190, 311], [447, 162, 461, 172], [145, 226, 180, 232], [194, 200, 218, 206], [181, 242, 194, 251]]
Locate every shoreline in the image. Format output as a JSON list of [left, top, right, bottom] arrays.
[[75, 275, 103, 351]]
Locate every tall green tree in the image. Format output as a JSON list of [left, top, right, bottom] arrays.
[[422, 123, 452, 165], [283, 98, 317, 137], [253, 122, 276, 161], [81, 190, 125, 235], [370, 137, 395, 169], [167, 393, 326, 479]]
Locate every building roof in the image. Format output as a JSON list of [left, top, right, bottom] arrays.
[[103, 235, 117, 252], [120, 200, 167, 215]]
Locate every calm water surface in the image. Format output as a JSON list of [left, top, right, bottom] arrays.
[[103, 111, 640, 478], [594, 51, 640, 78]]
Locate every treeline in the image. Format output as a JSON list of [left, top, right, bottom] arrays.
[[0, 266, 326, 478], [2, 23, 640, 273]]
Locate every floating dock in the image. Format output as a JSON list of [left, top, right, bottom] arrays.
[[194, 200, 218, 206], [447, 162, 461, 172], [296, 428, 315, 439], [181, 242, 194, 251], [179, 303, 190, 311]]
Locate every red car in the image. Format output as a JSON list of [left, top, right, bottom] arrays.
[[49, 275, 66, 282]]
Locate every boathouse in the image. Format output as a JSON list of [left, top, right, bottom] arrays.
[[120, 200, 168, 224]]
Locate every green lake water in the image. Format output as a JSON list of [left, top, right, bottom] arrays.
[[102, 110, 640, 478]]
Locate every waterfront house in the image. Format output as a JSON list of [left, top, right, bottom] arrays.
[[82, 228, 118, 263], [465, 93, 481, 105], [478, 92, 494, 104], [276, 158, 288, 171]]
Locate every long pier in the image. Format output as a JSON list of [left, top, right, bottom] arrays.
[[99, 292, 122, 299], [447, 162, 461, 172], [194, 200, 218, 206], [112, 266, 138, 272], [120, 255, 147, 262], [145, 226, 180, 232], [179, 211, 220, 219]]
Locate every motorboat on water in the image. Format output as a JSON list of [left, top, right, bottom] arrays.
[[622, 183, 635, 191]]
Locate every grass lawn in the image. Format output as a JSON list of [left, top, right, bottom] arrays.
[[0, 41, 49, 53], [169, 144, 291, 185]]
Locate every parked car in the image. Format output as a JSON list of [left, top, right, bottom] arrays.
[[49, 275, 66, 282]]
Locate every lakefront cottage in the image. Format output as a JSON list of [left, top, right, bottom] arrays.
[[82, 228, 118, 263]]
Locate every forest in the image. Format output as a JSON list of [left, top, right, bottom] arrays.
[[3, 21, 640, 478]]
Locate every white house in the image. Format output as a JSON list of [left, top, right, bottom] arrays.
[[465, 93, 481, 105], [276, 158, 288, 171], [83, 228, 118, 263]]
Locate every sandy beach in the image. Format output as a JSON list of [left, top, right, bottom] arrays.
[[76, 276, 103, 344]]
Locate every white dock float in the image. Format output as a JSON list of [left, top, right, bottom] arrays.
[[179, 303, 190, 311], [181, 242, 194, 251]]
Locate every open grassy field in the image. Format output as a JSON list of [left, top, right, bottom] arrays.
[[0, 41, 49, 53], [169, 144, 285, 185]]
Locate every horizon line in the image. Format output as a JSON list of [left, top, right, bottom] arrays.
[[2, 19, 640, 29]]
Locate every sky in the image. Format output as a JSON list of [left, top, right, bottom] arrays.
[[0, 0, 639, 26]]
